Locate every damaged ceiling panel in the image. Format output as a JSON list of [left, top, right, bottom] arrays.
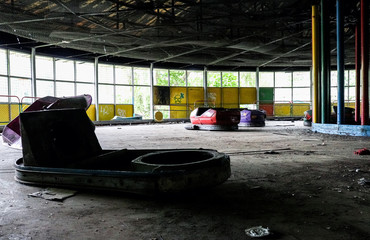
[[0, 0, 364, 69]]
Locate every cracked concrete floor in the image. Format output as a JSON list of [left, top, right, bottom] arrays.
[[1, 121, 370, 240]]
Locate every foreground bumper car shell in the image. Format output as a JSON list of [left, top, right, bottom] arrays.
[[15, 109, 231, 195]]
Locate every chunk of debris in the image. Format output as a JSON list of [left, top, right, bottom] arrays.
[[358, 178, 370, 187], [354, 148, 370, 155], [28, 188, 77, 201], [264, 150, 279, 154], [245, 226, 270, 238]]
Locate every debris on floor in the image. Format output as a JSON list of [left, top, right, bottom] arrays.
[[264, 150, 279, 154], [358, 178, 370, 187], [354, 148, 370, 155], [28, 188, 77, 201], [245, 226, 270, 238]]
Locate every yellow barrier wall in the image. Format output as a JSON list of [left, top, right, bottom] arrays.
[[86, 104, 96, 121], [222, 88, 239, 108], [170, 105, 187, 119], [0, 104, 9, 123], [274, 103, 291, 116], [292, 103, 310, 116], [98, 104, 115, 121], [115, 104, 134, 117], [170, 87, 187, 105], [345, 102, 355, 108], [240, 87, 257, 104], [188, 87, 204, 107], [10, 104, 21, 121], [207, 88, 222, 107]]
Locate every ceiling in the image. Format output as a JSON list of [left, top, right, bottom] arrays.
[[0, 0, 365, 70]]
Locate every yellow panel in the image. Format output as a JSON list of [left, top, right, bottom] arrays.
[[292, 103, 311, 117], [86, 104, 96, 121], [240, 87, 257, 104], [345, 102, 355, 108], [22, 104, 30, 112], [188, 87, 204, 107], [207, 87, 221, 107], [115, 104, 133, 117], [10, 104, 21, 121], [170, 105, 188, 119], [170, 87, 187, 105], [222, 88, 239, 108], [275, 103, 291, 116], [98, 104, 115, 121], [0, 104, 9, 122]]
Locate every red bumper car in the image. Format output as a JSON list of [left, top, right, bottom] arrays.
[[186, 107, 240, 130]]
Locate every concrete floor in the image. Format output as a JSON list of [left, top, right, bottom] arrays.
[[1, 121, 370, 239]]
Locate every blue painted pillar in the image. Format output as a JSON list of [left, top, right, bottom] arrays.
[[321, 0, 331, 123], [336, 0, 344, 124]]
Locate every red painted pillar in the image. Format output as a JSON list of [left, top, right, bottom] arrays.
[[361, 0, 369, 125], [355, 24, 361, 123]]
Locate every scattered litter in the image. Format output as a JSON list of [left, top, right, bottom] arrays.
[[264, 150, 279, 154], [28, 188, 77, 201], [225, 148, 291, 156], [245, 226, 270, 238], [358, 178, 370, 187], [354, 148, 370, 155], [317, 142, 326, 146], [272, 132, 288, 136]]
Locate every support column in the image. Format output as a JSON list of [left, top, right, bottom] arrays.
[[355, 23, 361, 123], [320, 0, 331, 123], [203, 66, 208, 105], [150, 63, 154, 119], [94, 57, 99, 121], [312, 4, 320, 123], [361, 0, 369, 125], [31, 48, 36, 98], [256, 67, 260, 109], [336, 0, 345, 124]]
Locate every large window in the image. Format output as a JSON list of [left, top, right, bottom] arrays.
[[56, 82, 74, 97], [55, 59, 74, 81], [154, 69, 168, 86], [187, 70, 203, 87], [98, 64, 114, 84], [0, 77, 8, 102], [240, 72, 256, 87], [259, 72, 274, 87], [331, 70, 355, 103], [170, 70, 186, 86], [11, 77, 31, 102], [0, 49, 7, 75], [3, 47, 362, 121], [37, 80, 54, 97], [115, 66, 132, 85], [76, 61, 94, 83], [36, 56, 54, 80], [116, 86, 132, 104], [222, 72, 238, 87], [134, 86, 150, 118], [207, 71, 221, 87], [10, 51, 31, 78], [275, 72, 291, 87], [134, 67, 149, 85], [98, 84, 114, 104]]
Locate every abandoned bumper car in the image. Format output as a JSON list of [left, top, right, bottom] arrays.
[[185, 107, 266, 130], [7, 96, 231, 194], [185, 107, 241, 130]]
